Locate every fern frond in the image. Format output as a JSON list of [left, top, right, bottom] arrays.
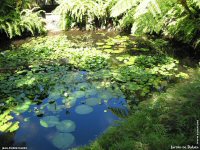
[[111, 0, 139, 17]]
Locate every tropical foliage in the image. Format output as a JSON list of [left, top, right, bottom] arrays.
[[50, 0, 200, 50], [0, 0, 46, 38], [111, 0, 200, 48], [54, 0, 118, 30]]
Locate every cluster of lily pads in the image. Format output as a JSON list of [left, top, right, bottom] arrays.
[[0, 65, 127, 149], [0, 34, 189, 137], [96, 35, 153, 54], [0, 35, 110, 71]]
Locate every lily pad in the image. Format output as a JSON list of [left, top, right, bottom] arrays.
[[52, 133, 74, 149], [47, 104, 64, 113], [74, 91, 85, 98], [86, 98, 101, 106], [75, 105, 93, 115], [40, 116, 59, 128], [65, 100, 76, 109], [96, 42, 104, 46], [48, 90, 62, 100], [85, 89, 97, 97], [56, 120, 76, 132], [76, 82, 90, 90], [14, 101, 32, 114], [99, 92, 113, 100]]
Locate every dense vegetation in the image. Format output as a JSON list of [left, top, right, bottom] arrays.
[[83, 68, 200, 150], [0, 0, 45, 38], [1, 0, 200, 50], [0, 0, 199, 149], [53, 0, 200, 50]]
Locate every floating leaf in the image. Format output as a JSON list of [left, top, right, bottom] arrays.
[[47, 104, 64, 113], [40, 116, 59, 128], [75, 105, 93, 115], [86, 98, 101, 106], [52, 133, 74, 149], [77, 82, 90, 90], [96, 42, 104, 46], [74, 91, 85, 98], [56, 120, 76, 132], [99, 92, 112, 100], [0, 111, 19, 132], [14, 101, 32, 114], [0, 122, 19, 132], [65, 100, 76, 109], [63, 97, 77, 108], [85, 89, 97, 97], [48, 92, 61, 100]]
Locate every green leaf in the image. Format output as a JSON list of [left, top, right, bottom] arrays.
[[75, 105, 93, 115], [40, 116, 59, 128], [86, 98, 101, 106], [52, 133, 75, 149], [56, 120, 76, 132]]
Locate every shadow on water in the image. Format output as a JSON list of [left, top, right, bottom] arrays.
[[0, 132, 27, 147]]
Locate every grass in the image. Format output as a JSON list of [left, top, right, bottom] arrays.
[[81, 68, 200, 150]]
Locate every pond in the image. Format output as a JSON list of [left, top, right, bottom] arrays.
[[0, 70, 128, 149], [0, 31, 190, 149]]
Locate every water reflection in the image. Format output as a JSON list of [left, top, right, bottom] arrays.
[[1, 70, 128, 150]]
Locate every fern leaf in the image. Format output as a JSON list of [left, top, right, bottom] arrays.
[[111, 0, 139, 17]]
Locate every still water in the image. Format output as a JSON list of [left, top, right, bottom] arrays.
[[0, 70, 128, 150]]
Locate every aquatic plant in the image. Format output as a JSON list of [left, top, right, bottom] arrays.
[[40, 116, 59, 127], [52, 132, 75, 149], [56, 120, 76, 132], [83, 68, 200, 150], [75, 105, 94, 115], [0, 110, 19, 133]]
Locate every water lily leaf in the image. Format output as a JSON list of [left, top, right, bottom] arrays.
[[52, 133, 74, 149], [48, 92, 61, 100], [74, 91, 85, 98], [103, 45, 112, 49], [0, 121, 19, 132], [86, 98, 101, 106], [76, 82, 90, 90], [47, 104, 64, 113], [56, 120, 76, 132], [14, 101, 32, 114], [85, 89, 97, 97], [64, 97, 76, 108], [75, 105, 93, 115], [0, 111, 19, 132], [99, 92, 112, 100], [96, 42, 104, 46], [40, 116, 59, 128]]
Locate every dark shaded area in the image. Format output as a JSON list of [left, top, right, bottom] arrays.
[[0, 132, 27, 147]]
